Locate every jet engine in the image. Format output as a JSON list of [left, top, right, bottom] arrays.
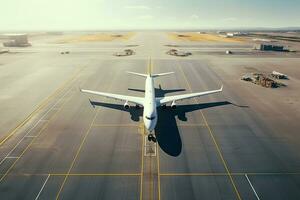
[[161, 104, 167, 109], [171, 101, 176, 109], [124, 101, 129, 109]]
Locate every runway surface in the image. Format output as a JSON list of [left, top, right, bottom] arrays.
[[0, 32, 300, 200]]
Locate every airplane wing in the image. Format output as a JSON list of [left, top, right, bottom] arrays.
[[81, 89, 144, 106], [157, 86, 223, 106]]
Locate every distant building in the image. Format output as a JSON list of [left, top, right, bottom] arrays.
[[255, 44, 287, 51], [227, 33, 235, 37], [2, 34, 31, 47], [226, 32, 247, 37]]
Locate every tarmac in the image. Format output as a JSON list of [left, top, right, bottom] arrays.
[[0, 32, 300, 200]]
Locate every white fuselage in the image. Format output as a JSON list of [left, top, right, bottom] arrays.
[[143, 75, 157, 132]]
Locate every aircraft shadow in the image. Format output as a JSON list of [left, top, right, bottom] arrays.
[[89, 99, 142, 122], [155, 101, 232, 157]]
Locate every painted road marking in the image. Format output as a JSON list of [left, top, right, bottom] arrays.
[[177, 123, 206, 127], [4, 156, 19, 159], [92, 124, 138, 127], [144, 136, 157, 157], [156, 136, 161, 200], [1, 172, 299, 176], [39, 119, 49, 122], [0, 78, 79, 183], [55, 71, 118, 200], [176, 60, 242, 200], [0, 67, 83, 147], [24, 136, 37, 138], [35, 174, 50, 200], [0, 87, 74, 167], [245, 174, 261, 200], [56, 108, 100, 200], [140, 122, 145, 200]]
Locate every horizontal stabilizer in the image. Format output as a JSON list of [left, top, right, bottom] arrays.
[[127, 71, 148, 77], [151, 72, 174, 78]]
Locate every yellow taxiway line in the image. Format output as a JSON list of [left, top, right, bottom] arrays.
[[177, 123, 206, 127], [55, 109, 100, 200], [3, 171, 300, 177], [53, 173, 141, 176], [161, 173, 229, 176], [55, 72, 118, 200], [0, 82, 78, 183], [157, 137, 161, 200], [92, 124, 138, 127], [139, 122, 145, 200], [176, 61, 242, 200]]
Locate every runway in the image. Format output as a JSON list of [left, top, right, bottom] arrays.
[[0, 32, 300, 199]]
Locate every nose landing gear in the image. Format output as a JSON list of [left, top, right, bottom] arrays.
[[147, 134, 157, 143]]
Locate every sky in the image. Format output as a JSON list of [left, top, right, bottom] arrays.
[[1, 0, 300, 31]]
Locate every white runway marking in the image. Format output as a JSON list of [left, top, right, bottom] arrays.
[[0, 87, 73, 166], [5, 156, 19, 159], [38, 119, 49, 122], [35, 174, 50, 200], [24, 135, 37, 138], [245, 174, 261, 200]]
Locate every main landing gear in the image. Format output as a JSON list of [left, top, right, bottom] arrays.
[[147, 133, 157, 143]]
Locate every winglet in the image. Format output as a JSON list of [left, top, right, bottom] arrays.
[[220, 85, 223, 91]]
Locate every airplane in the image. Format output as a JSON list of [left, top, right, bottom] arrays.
[[80, 71, 223, 142]]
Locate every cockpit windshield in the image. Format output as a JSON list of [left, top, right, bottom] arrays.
[[146, 116, 155, 120]]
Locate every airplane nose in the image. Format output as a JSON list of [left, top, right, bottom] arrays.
[[144, 120, 155, 132], [144, 121, 151, 131]]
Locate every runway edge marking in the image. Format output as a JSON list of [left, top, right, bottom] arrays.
[[35, 174, 50, 200], [0, 67, 84, 147], [55, 92, 101, 200], [0, 82, 77, 183], [0, 86, 75, 167], [245, 174, 261, 200], [176, 60, 242, 200], [139, 122, 145, 200]]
